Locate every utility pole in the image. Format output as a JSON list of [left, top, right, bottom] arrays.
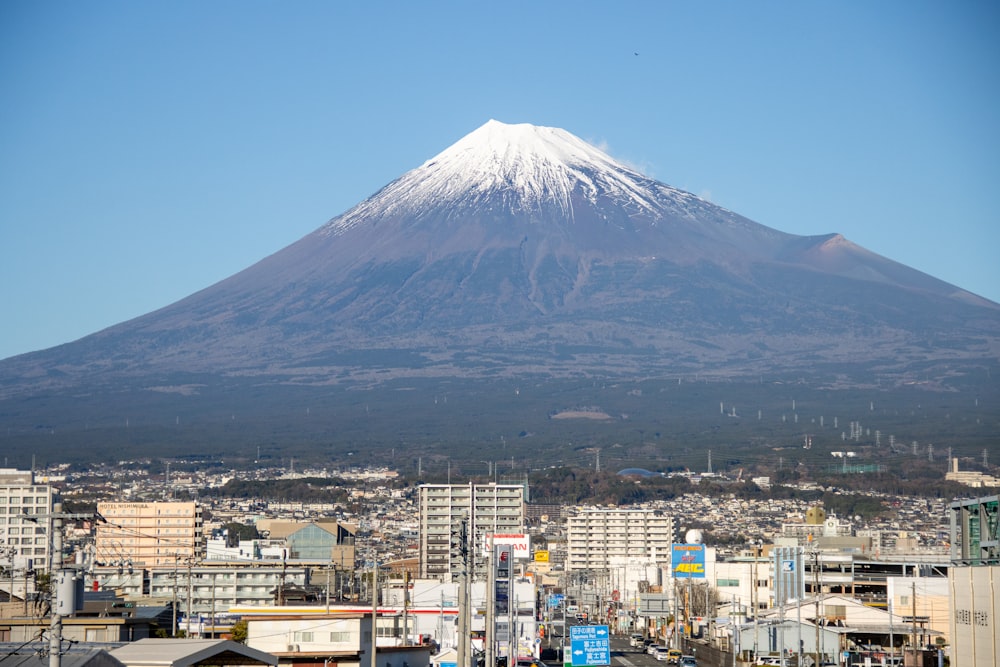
[[371, 562, 379, 667], [486, 534, 495, 667], [402, 570, 410, 646], [49, 503, 64, 667], [752, 543, 759, 661], [186, 557, 193, 636], [813, 549, 821, 667], [28, 503, 100, 667], [173, 555, 179, 636], [452, 513, 470, 667]]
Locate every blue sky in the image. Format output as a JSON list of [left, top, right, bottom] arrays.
[[1, 1, 998, 361]]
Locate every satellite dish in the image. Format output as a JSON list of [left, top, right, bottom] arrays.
[[685, 529, 703, 544]]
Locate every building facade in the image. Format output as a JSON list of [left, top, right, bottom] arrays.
[[418, 484, 526, 581], [88, 562, 310, 613], [565, 507, 674, 572], [96, 501, 203, 567], [0, 468, 55, 591], [949, 495, 999, 667]]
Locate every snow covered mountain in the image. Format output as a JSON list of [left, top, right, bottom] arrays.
[[2, 120, 997, 399]]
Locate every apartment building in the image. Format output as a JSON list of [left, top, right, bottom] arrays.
[[96, 501, 203, 567], [0, 468, 55, 578], [418, 483, 526, 581], [565, 507, 674, 571]]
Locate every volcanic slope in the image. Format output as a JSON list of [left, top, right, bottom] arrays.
[[2, 120, 997, 398]]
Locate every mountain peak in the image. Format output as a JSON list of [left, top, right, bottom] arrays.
[[323, 120, 668, 236]]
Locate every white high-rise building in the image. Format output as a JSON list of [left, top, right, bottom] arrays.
[[0, 469, 55, 602], [566, 507, 674, 571], [418, 483, 526, 581]]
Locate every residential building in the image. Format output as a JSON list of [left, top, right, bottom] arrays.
[[96, 501, 203, 567], [565, 507, 674, 572], [88, 562, 310, 613], [0, 468, 55, 602], [418, 484, 526, 581]]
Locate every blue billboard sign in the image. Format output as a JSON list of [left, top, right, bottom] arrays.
[[671, 544, 706, 579]]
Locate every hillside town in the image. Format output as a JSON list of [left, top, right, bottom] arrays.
[[0, 463, 996, 667]]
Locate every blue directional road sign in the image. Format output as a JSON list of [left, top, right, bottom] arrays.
[[570, 624, 610, 666]]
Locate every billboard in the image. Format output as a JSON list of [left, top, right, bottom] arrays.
[[482, 533, 531, 558], [671, 544, 705, 578]]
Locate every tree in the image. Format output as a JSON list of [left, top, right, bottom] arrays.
[[229, 619, 248, 644]]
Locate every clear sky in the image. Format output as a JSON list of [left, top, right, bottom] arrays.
[[1, 1, 998, 361]]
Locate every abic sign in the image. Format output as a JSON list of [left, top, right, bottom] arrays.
[[671, 544, 706, 579]]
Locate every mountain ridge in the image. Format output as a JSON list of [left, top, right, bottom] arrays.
[[1, 120, 997, 402]]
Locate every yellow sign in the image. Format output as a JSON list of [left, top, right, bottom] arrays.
[[534, 550, 550, 562]]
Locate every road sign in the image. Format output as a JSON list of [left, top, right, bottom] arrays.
[[569, 624, 610, 666]]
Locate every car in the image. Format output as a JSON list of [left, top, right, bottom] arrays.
[[647, 642, 663, 655], [516, 660, 547, 667], [652, 647, 671, 662], [629, 634, 644, 647], [666, 649, 683, 664], [678, 657, 697, 667]]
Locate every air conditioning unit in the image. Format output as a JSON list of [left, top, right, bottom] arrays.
[[286, 644, 300, 652]]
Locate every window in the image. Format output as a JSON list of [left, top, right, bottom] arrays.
[[293, 631, 314, 642], [330, 631, 353, 642]]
